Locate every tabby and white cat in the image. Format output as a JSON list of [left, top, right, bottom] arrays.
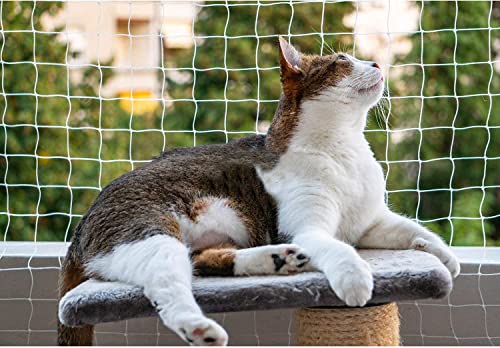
[[57, 37, 459, 346]]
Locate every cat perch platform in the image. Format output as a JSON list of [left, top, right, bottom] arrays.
[[59, 249, 453, 345]]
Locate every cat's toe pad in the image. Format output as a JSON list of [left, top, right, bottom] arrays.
[[180, 317, 228, 346], [271, 245, 310, 274], [234, 244, 311, 275]]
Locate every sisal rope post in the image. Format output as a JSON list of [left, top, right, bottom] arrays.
[[295, 302, 400, 346]]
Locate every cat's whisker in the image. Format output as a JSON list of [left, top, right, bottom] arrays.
[[379, 104, 388, 127], [323, 40, 335, 55]]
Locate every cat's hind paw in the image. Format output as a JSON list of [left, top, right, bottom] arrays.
[[179, 317, 228, 346], [234, 244, 311, 276], [271, 244, 311, 275]]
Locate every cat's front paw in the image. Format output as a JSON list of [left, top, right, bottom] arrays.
[[178, 316, 228, 346], [326, 258, 373, 307], [412, 238, 461, 278]]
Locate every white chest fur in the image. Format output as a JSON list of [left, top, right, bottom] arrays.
[[258, 100, 386, 245], [259, 145, 385, 244]]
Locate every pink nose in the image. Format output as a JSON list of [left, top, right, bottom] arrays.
[[372, 62, 380, 69]]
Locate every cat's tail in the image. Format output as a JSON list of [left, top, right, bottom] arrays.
[[57, 243, 94, 346]]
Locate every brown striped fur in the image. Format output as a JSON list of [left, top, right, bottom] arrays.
[[57, 246, 93, 346], [266, 37, 353, 153], [192, 244, 238, 276]]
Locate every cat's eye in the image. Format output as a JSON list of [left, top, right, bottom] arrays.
[[338, 55, 348, 61]]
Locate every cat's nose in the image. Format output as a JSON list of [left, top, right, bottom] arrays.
[[372, 62, 380, 69]]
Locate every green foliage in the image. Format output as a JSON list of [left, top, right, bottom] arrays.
[[2, 1, 498, 246], [165, 1, 355, 145], [0, 2, 138, 241], [1, 1, 355, 241], [367, 1, 500, 246]]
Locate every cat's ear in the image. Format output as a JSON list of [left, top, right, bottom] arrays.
[[278, 36, 303, 76]]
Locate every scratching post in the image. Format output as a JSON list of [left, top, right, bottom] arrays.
[[296, 303, 400, 346]]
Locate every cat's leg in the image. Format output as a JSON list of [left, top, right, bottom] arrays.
[[292, 232, 373, 307], [273, 195, 373, 306], [193, 244, 312, 276], [357, 210, 460, 277], [85, 234, 228, 346], [234, 244, 312, 275], [272, 196, 373, 306]]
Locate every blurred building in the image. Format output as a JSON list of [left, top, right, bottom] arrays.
[[43, 1, 196, 113], [343, 1, 419, 72]]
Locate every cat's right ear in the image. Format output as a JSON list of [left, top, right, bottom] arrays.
[[278, 36, 303, 77]]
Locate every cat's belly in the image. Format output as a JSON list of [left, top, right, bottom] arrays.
[[188, 230, 232, 251], [176, 196, 251, 250]]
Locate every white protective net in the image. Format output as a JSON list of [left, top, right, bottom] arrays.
[[0, 0, 499, 345]]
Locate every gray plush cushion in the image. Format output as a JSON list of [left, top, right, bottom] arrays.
[[59, 249, 452, 327]]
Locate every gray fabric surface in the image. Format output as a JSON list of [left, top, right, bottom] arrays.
[[59, 249, 453, 327]]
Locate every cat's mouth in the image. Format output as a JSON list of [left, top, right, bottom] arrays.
[[358, 77, 384, 94]]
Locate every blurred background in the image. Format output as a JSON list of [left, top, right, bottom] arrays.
[[1, 0, 500, 248]]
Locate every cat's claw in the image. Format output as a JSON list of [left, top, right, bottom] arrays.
[[179, 317, 228, 346], [326, 258, 373, 307]]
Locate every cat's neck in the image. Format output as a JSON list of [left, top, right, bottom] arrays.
[[290, 98, 369, 153], [265, 94, 301, 154], [266, 94, 370, 155]]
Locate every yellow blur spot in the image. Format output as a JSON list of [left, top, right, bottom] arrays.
[[119, 90, 158, 114], [38, 150, 49, 165]]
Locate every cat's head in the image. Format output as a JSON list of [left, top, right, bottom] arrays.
[[266, 37, 384, 152], [278, 36, 384, 112]]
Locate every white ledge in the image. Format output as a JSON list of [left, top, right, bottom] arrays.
[[0, 242, 499, 264]]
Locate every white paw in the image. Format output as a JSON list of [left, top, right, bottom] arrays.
[[412, 238, 461, 278], [269, 244, 311, 274], [234, 244, 310, 275], [178, 317, 228, 346], [326, 258, 373, 307]]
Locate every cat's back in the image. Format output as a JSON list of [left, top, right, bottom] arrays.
[[84, 136, 273, 213], [134, 134, 278, 189], [154, 134, 275, 171], [72, 134, 280, 255]]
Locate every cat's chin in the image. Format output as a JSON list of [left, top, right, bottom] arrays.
[[358, 77, 384, 94], [357, 80, 384, 108]]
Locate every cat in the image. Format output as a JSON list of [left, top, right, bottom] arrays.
[[57, 37, 460, 346]]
